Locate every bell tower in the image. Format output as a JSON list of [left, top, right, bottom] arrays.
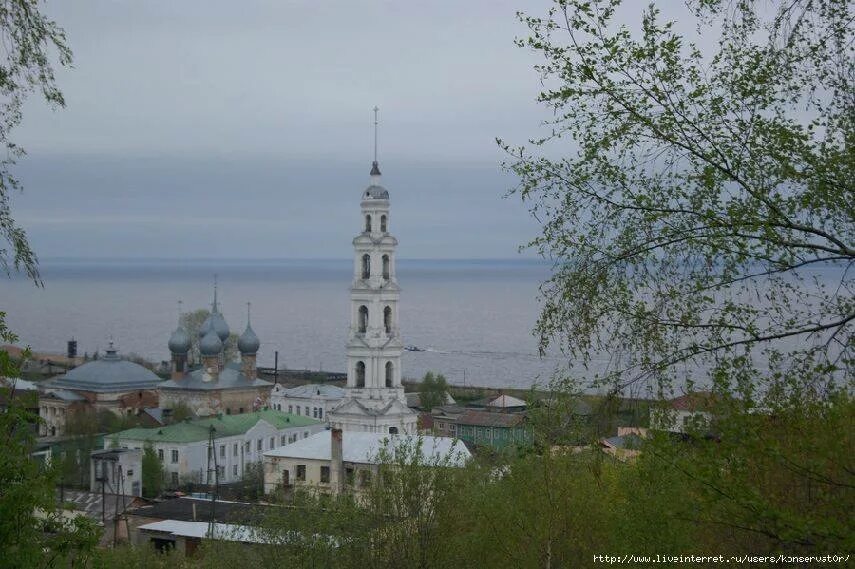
[[329, 107, 417, 434]]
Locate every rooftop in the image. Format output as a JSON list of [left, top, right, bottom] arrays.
[[159, 362, 273, 391], [115, 409, 321, 444], [670, 391, 716, 412], [43, 347, 161, 393], [127, 496, 265, 524], [456, 409, 526, 428], [264, 431, 471, 467], [276, 383, 346, 400]]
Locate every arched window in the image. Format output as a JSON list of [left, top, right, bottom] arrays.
[[382, 255, 390, 279], [361, 254, 371, 279], [384, 306, 392, 334], [389, 426, 398, 435], [358, 306, 368, 333], [356, 361, 366, 387], [380, 215, 387, 232], [365, 215, 372, 232], [385, 361, 393, 387]]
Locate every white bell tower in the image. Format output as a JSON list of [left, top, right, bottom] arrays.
[[328, 107, 418, 434]]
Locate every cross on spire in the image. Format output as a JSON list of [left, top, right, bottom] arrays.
[[373, 105, 379, 163], [212, 274, 219, 313], [246, 301, 252, 325]]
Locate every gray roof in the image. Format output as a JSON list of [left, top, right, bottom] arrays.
[[44, 349, 161, 393], [264, 430, 471, 466], [363, 185, 389, 200], [237, 324, 259, 354], [200, 328, 223, 356], [43, 389, 87, 402], [159, 362, 272, 392], [279, 383, 345, 400], [168, 326, 191, 354]]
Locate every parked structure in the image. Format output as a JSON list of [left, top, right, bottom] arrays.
[[269, 383, 345, 422], [111, 410, 323, 487], [263, 428, 471, 496]]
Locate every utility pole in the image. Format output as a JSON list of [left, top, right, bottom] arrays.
[[207, 426, 219, 538], [274, 350, 279, 384]]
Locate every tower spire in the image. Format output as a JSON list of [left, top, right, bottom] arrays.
[[370, 106, 381, 177], [212, 274, 219, 313], [246, 301, 252, 325]]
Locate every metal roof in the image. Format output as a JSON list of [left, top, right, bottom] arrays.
[[44, 349, 161, 393], [277, 384, 346, 400], [456, 409, 526, 428], [264, 431, 471, 467], [115, 409, 321, 444], [158, 362, 272, 391], [487, 394, 527, 408]]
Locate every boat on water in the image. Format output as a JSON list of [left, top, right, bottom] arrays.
[[404, 345, 424, 352]]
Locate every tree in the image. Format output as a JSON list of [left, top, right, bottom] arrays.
[[180, 308, 239, 365], [0, 316, 100, 566], [419, 371, 449, 412], [504, 0, 853, 398], [0, 0, 72, 283], [141, 443, 163, 499]]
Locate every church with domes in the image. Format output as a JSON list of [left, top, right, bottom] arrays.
[[159, 289, 273, 417]]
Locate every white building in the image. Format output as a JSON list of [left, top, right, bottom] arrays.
[[650, 392, 715, 434], [327, 124, 418, 435], [263, 429, 471, 495], [269, 383, 345, 422], [111, 409, 324, 487], [90, 448, 143, 497]]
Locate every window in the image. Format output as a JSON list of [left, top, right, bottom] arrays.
[[171, 472, 178, 486], [358, 305, 368, 333], [171, 450, 178, 464], [382, 255, 390, 279], [384, 306, 392, 334], [281, 435, 286, 445], [296, 406, 301, 415], [296, 464, 306, 481], [389, 426, 398, 435], [269, 437, 275, 449], [220, 445, 225, 458], [364, 214, 371, 232], [226, 408, 231, 415], [288, 405, 293, 414], [233, 443, 238, 457], [233, 464, 238, 477], [380, 215, 387, 232], [385, 361, 393, 388], [359, 470, 371, 486], [257, 439, 262, 451], [361, 254, 370, 279], [289, 434, 296, 444], [356, 361, 366, 387], [157, 449, 164, 461], [305, 406, 309, 416], [345, 467, 355, 485], [245, 441, 251, 453], [320, 466, 330, 483], [318, 407, 323, 420], [239, 407, 244, 414], [303, 431, 309, 438], [313, 407, 318, 419], [126, 469, 134, 477]]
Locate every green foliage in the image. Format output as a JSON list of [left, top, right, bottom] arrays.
[[141, 443, 163, 499], [180, 309, 239, 364], [168, 402, 194, 423], [503, 0, 853, 395], [0, 0, 72, 283], [0, 316, 100, 567], [419, 371, 449, 412]]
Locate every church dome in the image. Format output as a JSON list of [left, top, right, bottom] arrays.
[[363, 185, 389, 200], [200, 328, 223, 356], [238, 324, 260, 354], [168, 326, 190, 354], [200, 311, 230, 342]]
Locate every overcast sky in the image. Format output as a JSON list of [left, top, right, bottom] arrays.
[[11, 0, 693, 259]]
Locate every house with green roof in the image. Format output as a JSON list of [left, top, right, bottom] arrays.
[[111, 409, 324, 488]]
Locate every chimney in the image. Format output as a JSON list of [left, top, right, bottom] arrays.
[[241, 352, 257, 381], [171, 352, 187, 381], [330, 428, 344, 495]]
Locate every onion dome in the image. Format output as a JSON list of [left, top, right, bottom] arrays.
[[363, 161, 389, 200], [238, 324, 260, 354], [168, 326, 190, 354], [200, 328, 223, 356]]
